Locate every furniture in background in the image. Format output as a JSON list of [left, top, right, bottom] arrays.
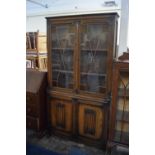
[[26, 31, 48, 70], [108, 52, 129, 149], [46, 13, 118, 148], [26, 31, 39, 69], [26, 69, 47, 132]]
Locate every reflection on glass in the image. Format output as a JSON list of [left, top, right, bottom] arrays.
[[114, 130, 121, 142], [51, 25, 75, 89], [117, 98, 129, 112], [81, 24, 108, 50], [114, 121, 129, 142], [118, 72, 129, 96], [80, 24, 108, 93], [122, 132, 129, 143]]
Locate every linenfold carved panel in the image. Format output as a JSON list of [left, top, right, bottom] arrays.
[[79, 104, 103, 139], [56, 103, 65, 128], [84, 109, 96, 135], [51, 99, 73, 132]]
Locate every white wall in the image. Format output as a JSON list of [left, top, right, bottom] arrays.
[[118, 0, 129, 56], [26, 15, 46, 32], [26, 0, 129, 56], [27, 0, 121, 16], [26, 0, 121, 32]]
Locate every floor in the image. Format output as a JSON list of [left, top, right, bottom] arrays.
[[26, 129, 106, 155]]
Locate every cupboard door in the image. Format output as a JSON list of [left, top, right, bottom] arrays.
[[51, 99, 73, 132], [51, 23, 76, 89], [79, 22, 110, 94], [78, 104, 103, 139], [114, 71, 129, 144]]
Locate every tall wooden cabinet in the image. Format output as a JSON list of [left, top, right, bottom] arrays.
[[108, 52, 129, 148], [46, 13, 118, 147]]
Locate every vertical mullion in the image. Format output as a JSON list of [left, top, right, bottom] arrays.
[[110, 66, 119, 141], [74, 21, 80, 91], [47, 22, 52, 88]]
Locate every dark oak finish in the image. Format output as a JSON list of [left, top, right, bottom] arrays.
[[51, 98, 73, 133], [26, 69, 47, 132], [78, 104, 103, 139], [108, 52, 129, 149], [46, 13, 118, 148]]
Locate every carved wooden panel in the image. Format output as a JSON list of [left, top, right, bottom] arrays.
[[56, 103, 65, 128], [51, 99, 73, 132], [84, 109, 96, 135], [78, 104, 103, 139]]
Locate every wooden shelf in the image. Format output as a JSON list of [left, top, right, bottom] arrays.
[[52, 48, 74, 51], [27, 55, 38, 59], [26, 48, 37, 52], [116, 120, 129, 124], [52, 71, 105, 81], [81, 72, 106, 76], [38, 53, 47, 56], [53, 69, 73, 74], [52, 48, 108, 52], [81, 49, 107, 52], [26, 51, 38, 57]]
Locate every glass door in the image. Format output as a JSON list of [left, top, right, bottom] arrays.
[[51, 23, 76, 89], [114, 71, 129, 144], [79, 22, 109, 94]]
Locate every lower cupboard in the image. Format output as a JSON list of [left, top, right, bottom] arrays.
[[49, 97, 110, 147]]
